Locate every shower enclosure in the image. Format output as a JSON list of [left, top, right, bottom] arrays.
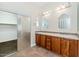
[[17, 15, 31, 51]]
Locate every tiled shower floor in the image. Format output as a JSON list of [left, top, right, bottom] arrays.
[[0, 40, 17, 57]]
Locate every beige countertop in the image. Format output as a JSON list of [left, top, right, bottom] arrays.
[[35, 31, 79, 40]]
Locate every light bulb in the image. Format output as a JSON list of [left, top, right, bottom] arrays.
[[56, 7, 61, 11], [61, 5, 65, 9]]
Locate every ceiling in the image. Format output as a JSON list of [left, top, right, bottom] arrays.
[[0, 2, 50, 16], [0, 2, 77, 16]]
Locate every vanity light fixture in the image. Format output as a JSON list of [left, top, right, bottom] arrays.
[[56, 2, 71, 11], [42, 10, 52, 17]]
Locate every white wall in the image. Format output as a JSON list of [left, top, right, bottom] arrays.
[[0, 11, 17, 42], [31, 15, 40, 47], [0, 11, 17, 24], [39, 2, 77, 34], [77, 3, 79, 34], [0, 25, 17, 42]]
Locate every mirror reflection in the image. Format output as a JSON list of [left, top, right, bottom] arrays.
[[58, 14, 71, 29]]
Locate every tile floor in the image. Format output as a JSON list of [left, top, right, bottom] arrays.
[[0, 40, 17, 57], [8, 46, 62, 57]]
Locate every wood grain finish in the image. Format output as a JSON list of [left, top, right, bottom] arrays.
[[69, 40, 78, 57], [36, 34, 41, 46], [40, 35, 46, 48], [51, 36, 60, 54], [46, 36, 52, 50], [60, 39, 69, 56], [35, 34, 79, 57], [78, 40, 79, 57]]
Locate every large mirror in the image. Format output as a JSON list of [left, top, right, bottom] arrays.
[[58, 14, 71, 29], [35, 17, 48, 29], [41, 18, 48, 28]]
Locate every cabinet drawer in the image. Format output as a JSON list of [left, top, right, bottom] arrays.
[[46, 36, 51, 39], [46, 45, 51, 50], [46, 36, 51, 40], [46, 36, 52, 50], [46, 42, 51, 47], [46, 44, 51, 50], [46, 42, 51, 50], [47, 38, 50, 41]]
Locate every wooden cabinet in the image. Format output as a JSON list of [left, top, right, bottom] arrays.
[[51, 36, 60, 54], [78, 40, 79, 56], [69, 40, 78, 57], [35, 34, 41, 46], [46, 36, 52, 50], [35, 34, 79, 57], [40, 35, 46, 48], [61, 38, 78, 57], [60, 38, 70, 56]]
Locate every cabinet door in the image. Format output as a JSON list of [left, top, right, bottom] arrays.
[[40, 35, 46, 48], [60, 38, 69, 56], [69, 40, 78, 57], [78, 40, 79, 56], [46, 36, 52, 50], [36, 34, 41, 46], [52, 36, 60, 54]]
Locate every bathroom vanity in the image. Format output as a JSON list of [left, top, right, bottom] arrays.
[[35, 31, 79, 57]]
